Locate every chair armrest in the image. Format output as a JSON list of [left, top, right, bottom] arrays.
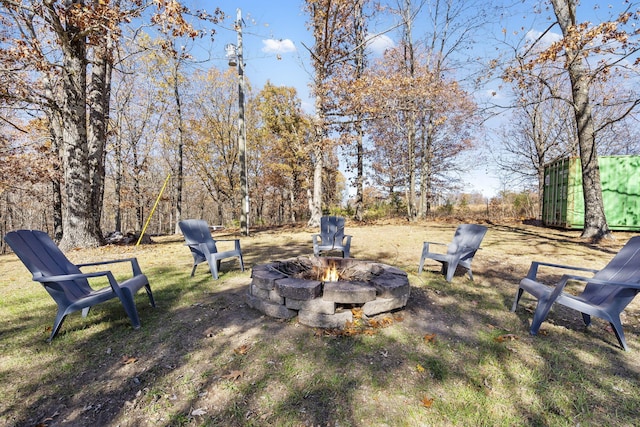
[[554, 274, 640, 290], [32, 270, 127, 298], [526, 261, 599, 281], [537, 273, 640, 307], [33, 270, 112, 283], [214, 239, 242, 252], [422, 241, 446, 255], [342, 235, 352, 254], [76, 257, 144, 276]]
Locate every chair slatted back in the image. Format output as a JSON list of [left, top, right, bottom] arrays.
[[5, 230, 93, 301], [319, 216, 345, 246], [582, 236, 640, 307], [179, 220, 218, 254], [447, 224, 488, 260]]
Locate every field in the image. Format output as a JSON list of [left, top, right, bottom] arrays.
[[1, 220, 640, 426]]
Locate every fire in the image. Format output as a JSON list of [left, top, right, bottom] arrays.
[[321, 262, 340, 282]]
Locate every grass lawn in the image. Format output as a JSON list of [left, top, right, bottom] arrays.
[[1, 220, 640, 426]]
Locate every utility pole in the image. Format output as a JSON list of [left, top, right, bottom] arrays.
[[227, 9, 249, 236]]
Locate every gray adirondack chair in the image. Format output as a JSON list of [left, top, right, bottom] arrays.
[[178, 219, 244, 279], [418, 224, 488, 282], [312, 216, 352, 257], [512, 236, 640, 351], [4, 229, 155, 342]]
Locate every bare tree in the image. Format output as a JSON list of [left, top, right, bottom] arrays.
[[546, 0, 640, 239]]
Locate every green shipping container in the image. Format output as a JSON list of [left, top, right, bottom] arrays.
[[542, 155, 640, 231]]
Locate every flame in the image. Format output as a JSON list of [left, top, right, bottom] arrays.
[[321, 262, 340, 282]]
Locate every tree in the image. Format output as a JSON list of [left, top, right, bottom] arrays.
[[108, 43, 167, 233], [145, 37, 194, 235], [304, 0, 357, 227], [0, 0, 220, 249], [498, 67, 577, 216], [354, 45, 477, 217], [517, 1, 640, 240], [187, 68, 249, 225], [256, 82, 313, 224]]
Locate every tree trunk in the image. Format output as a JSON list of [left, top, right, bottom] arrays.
[[49, 109, 64, 241], [401, 0, 417, 221], [550, 0, 611, 240], [419, 117, 433, 218], [173, 63, 184, 235], [87, 33, 112, 244], [309, 140, 324, 228], [308, 68, 326, 228], [57, 2, 102, 250], [115, 136, 123, 233], [353, 0, 366, 222]]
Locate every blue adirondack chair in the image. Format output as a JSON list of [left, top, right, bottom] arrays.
[[418, 224, 488, 282], [5, 229, 155, 341], [512, 236, 640, 351], [312, 216, 352, 257], [178, 219, 244, 279]]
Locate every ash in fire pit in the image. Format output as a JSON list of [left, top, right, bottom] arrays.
[[247, 256, 410, 329]]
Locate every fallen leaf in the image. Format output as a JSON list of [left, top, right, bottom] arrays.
[[234, 344, 250, 355], [423, 333, 437, 343], [368, 319, 381, 328], [416, 364, 425, 373], [191, 408, 207, 416], [494, 334, 519, 343], [121, 356, 138, 365], [344, 320, 354, 330], [222, 370, 244, 381], [351, 307, 364, 319], [421, 395, 434, 408]]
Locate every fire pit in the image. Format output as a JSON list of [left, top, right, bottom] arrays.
[[246, 256, 410, 328]]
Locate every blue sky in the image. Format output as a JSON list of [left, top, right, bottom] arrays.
[[182, 1, 624, 199], [198, 0, 396, 112], [192, 1, 317, 110]]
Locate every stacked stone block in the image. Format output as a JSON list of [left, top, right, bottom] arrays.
[[246, 257, 410, 329]]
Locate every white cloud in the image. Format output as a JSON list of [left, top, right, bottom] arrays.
[[366, 32, 395, 55], [525, 29, 562, 48], [262, 39, 297, 54]]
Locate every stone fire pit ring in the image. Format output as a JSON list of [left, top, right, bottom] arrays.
[[246, 256, 410, 329]]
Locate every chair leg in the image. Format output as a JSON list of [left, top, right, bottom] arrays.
[[511, 288, 524, 312], [529, 298, 555, 335], [467, 268, 474, 282], [145, 284, 156, 308], [418, 243, 428, 274], [207, 258, 220, 280], [238, 254, 245, 272], [48, 310, 68, 342], [609, 319, 629, 351], [190, 264, 197, 277], [118, 288, 142, 329], [444, 262, 454, 282]]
